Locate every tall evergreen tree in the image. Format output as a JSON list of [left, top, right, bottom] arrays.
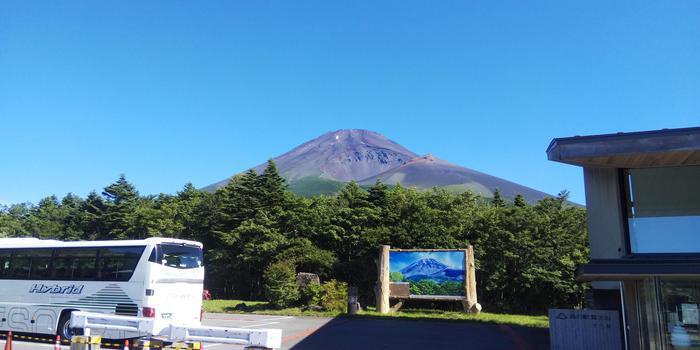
[[82, 191, 107, 239], [27, 195, 65, 239], [101, 174, 139, 239], [492, 189, 506, 207], [367, 179, 389, 208], [257, 160, 286, 210]]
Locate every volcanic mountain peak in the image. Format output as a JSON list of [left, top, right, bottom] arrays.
[[254, 129, 417, 182], [204, 129, 554, 202], [205, 129, 418, 191], [400, 258, 449, 278]]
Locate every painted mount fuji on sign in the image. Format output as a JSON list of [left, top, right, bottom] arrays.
[[400, 258, 465, 284]]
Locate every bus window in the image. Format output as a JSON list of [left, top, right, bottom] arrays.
[[28, 249, 53, 279], [0, 250, 11, 278], [9, 250, 31, 279], [54, 248, 98, 280], [98, 246, 145, 281], [157, 244, 203, 269]]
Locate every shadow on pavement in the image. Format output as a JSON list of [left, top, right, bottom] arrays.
[[289, 316, 549, 350]]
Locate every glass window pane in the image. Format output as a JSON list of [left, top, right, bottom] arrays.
[[660, 280, 700, 349], [28, 249, 53, 279], [628, 166, 700, 253], [0, 250, 11, 278], [9, 250, 32, 279], [630, 166, 700, 217], [98, 246, 145, 281], [54, 248, 98, 280], [157, 244, 203, 269]]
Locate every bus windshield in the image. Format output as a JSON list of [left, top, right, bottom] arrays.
[[154, 244, 203, 269]]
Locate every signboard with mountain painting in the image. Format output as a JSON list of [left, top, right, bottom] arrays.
[[389, 251, 466, 296]]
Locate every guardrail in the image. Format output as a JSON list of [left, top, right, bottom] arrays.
[[70, 311, 282, 349], [71, 312, 154, 336], [169, 324, 281, 348]]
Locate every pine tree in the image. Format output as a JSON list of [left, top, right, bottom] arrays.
[[28, 195, 65, 239], [101, 174, 139, 239], [257, 160, 287, 210], [367, 179, 389, 207], [82, 191, 107, 239], [492, 189, 506, 207], [102, 174, 139, 204], [513, 194, 527, 207]]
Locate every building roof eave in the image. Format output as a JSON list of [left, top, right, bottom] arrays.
[[547, 126, 700, 168]]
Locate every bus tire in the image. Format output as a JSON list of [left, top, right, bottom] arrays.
[[57, 311, 82, 340]]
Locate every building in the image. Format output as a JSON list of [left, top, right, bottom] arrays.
[[547, 127, 700, 350]]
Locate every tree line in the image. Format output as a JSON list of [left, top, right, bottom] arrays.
[[0, 160, 589, 314]]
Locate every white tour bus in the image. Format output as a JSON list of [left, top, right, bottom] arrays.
[[0, 237, 204, 339]]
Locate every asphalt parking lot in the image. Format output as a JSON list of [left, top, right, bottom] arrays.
[[2, 313, 330, 350], [4, 312, 549, 350]]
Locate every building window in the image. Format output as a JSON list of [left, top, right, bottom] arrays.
[[626, 166, 700, 254], [638, 278, 700, 349], [660, 280, 700, 349]]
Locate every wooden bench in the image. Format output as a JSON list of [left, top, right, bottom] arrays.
[[389, 282, 470, 311]]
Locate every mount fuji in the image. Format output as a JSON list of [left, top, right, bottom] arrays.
[[400, 258, 464, 283], [205, 129, 552, 202]]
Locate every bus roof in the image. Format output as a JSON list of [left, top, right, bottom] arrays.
[[0, 237, 202, 248]]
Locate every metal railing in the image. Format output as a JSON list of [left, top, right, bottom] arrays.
[[70, 311, 282, 349]]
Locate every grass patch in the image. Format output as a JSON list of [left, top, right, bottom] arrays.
[[204, 300, 549, 328], [204, 299, 344, 317], [359, 307, 549, 328]]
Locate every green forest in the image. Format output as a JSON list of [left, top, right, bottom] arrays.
[[390, 272, 465, 296], [0, 161, 589, 314]]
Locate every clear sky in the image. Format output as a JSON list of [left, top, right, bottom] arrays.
[[1, 1, 698, 205]]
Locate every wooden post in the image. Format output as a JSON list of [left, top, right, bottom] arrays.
[[376, 245, 391, 314], [466, 245, 481, 314], [462, 248, 471, 312]]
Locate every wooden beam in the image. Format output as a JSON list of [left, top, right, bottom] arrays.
[[390, 248, 468, 252], [466, 245, 481, 314], [462, 247, 471, 312], [376, 245, 391, 314]]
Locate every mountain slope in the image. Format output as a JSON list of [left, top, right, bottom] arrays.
[[205, 129, 417, 191], [204, 129, 553, 203], [358, 154, 551, 202], [400, 258, 448, 278]]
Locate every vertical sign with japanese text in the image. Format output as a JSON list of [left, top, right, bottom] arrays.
[[549, 309, 622, 350]]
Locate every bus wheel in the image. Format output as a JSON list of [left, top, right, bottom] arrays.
[[57, 312, 82, 340]]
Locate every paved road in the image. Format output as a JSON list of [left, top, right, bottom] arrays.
[[4, 313, 549, 350], [201, 313, 330, 349]]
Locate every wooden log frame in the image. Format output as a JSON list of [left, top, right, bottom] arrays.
[[377, 245, 481, 314], [375, 245, 391, 314]]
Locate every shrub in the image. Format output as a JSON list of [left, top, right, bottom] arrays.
[[390, 271, 406, 282], [300, 282, 323, 306], [319, 279, 348, 313], [263, 261, 299, 309]]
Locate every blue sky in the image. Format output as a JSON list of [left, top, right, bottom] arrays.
[[1, 1, 698, 205], [390, 251, 465, 273]]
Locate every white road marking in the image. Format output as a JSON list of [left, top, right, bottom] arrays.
[[204, 315, 294, 323], [240, 321, 280, 328], [255, 316, 293, 322]]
